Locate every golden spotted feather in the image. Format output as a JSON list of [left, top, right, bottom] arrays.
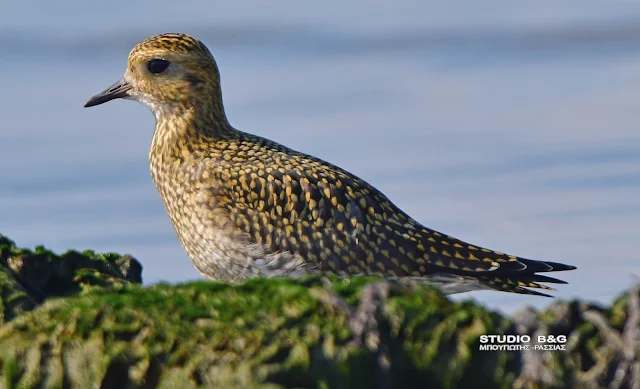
[[85, 33, 576, 296]]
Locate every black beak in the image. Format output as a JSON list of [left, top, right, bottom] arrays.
[[84, 78, 132, 107]]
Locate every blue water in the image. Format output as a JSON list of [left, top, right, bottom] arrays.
[[1, 1, 640, 314]]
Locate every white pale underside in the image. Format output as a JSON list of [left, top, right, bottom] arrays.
[[248, 252, 491, 295]]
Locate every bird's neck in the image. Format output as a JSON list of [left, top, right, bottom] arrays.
[[150, 102, 235, 161]]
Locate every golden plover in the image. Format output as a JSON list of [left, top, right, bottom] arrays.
[[85, 33, 576, 296]]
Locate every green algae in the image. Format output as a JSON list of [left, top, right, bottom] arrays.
[[0, 234, 141, 312], [0, 235, 638, 389], [1, 278, 507, 389]]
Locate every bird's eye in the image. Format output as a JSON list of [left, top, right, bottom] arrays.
[[147, 59, 170, 74]]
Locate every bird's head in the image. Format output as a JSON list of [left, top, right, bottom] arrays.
[[84, 33, 224, 119]]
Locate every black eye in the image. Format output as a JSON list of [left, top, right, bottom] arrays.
[[147, 59, 170, 74]]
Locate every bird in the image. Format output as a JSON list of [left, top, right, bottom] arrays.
[[84, 33, 576, 297]]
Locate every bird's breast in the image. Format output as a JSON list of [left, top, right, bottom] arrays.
[[149, 150, 263, 280], [150, 152, 225, 232]]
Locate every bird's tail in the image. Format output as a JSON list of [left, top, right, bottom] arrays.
[[475, 261, 576, 297]]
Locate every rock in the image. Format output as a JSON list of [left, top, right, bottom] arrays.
[[0, 235, 637, 389], [0, 234, 142, 324]]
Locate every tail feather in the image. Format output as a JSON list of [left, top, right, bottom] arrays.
[[476, 273, 569, 297], [444, 256, 577, 296], [517, 274, 569, 285], [483, 281, 555, 297], [518, 258, 577, 273]]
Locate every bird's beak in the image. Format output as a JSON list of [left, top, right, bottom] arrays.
[[84, 78, 132, 107]]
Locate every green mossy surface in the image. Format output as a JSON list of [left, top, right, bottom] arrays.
[[0, 234, 638, 389]]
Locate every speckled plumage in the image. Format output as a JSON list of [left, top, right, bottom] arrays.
[[85, 33, 576, 296]]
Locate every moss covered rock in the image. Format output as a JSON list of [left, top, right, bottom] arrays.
[[0, 235, 637, 389], [0, 234, 142, 324]]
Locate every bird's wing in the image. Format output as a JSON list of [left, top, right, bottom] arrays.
[[219, 149, 575, 293]]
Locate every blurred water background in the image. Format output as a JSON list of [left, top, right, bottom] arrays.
[[1, 1, 639, 314]]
